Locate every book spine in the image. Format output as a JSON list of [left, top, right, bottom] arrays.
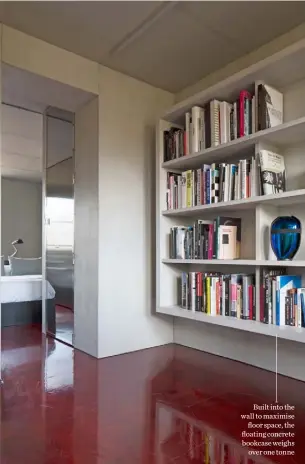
[[210, 100, 220, 147], [206, 168, 211, 204], [213, 217, 218, 259], [185, 112, 191, 155], [252, 95, 256, 133], [239, 93, 245, 137], [216, 279, 220, 315], [206, 277, 211, 314], [186, 170, 192, 207], [208, 224, 214, 260], [191, 272, 196, 312], [204, 103, 211, 149], [211, 278, 217, 316], [230, 275, 238, 317]]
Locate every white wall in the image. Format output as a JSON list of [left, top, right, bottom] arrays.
[[1, 177, 42, 258], [98, 66, 174, 358], [74, 97, 99, 357], [1, 104, 42, 181], [1, 25, 99, 95]]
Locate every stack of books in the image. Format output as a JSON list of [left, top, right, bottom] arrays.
[[260, 270, 305, 326], [180, 271, 256, 319], [163, 82, 283, 161], [166, 149, 286, 210], [170, 217, 241, 261]]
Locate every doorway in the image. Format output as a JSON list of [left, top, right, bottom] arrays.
[[0, 62, 96, 360]]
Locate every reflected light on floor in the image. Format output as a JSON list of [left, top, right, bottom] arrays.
[[1, 325, 305, 463]]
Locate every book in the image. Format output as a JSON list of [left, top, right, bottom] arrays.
[[210, 100, 221, 147], [220, 101, 232, 144], [276, 275, 302, 326], [216, 216, 241, 260], [297, 288, 305, 327], [185, 112, 191, 156], [259, 149, 286, 195], [261, 268, 285, 324], [256, 82, 283, 131], [191, 106, 205, 153], [239, 90, 252, 137]]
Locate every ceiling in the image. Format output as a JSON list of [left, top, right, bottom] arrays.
[[0, 2, 305, 93]]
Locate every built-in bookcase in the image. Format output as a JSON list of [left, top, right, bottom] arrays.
[[156, 39, 305, 345]]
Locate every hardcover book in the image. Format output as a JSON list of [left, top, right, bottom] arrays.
[[216, 216, 241, 260], [256, 82, 283, 131], [259, 149, 286, 195], [276, 275, 301, 326]]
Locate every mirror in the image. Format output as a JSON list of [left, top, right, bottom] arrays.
[[45, 111, 74, 346]]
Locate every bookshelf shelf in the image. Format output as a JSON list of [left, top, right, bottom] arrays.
[[162, 189, 305, 217], [162, 258, 305, 267], [157, 306, 305, 343], [162, 116, 305, 170]]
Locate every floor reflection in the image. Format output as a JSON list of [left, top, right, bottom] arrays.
[[1, 326, 305, 463]]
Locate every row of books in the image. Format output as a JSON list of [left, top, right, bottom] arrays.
[[170, 217, 241, 261], [260, 270, 305, 326], [180, 271, 256, 319], [163, 81, 283, 162], [179, 270, 305, 327], [166, 149, 286, 210]]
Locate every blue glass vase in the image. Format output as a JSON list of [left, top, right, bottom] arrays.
[[270, 216, 301, 260]]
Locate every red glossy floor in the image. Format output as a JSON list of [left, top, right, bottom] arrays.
[[1, 325, 305, 464]]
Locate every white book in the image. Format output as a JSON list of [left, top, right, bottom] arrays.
[[259, 149, 286, 195], [191, 106, 205, 153], [237, 161, 242, 200], [210, 277, 217, 316], [250, 157, 254, 197], [233, 102, 238, 139], [241, 159, 247, 199], [234, 169, 239, 200], [191, 272, 196, 312], [185, 112, 191, 156], [177, 176, 182, 209], [210, 99, 221, 147], [175, 227, 186, 259], [219, 101, 231, 144], [218, 225, 237, 260]]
